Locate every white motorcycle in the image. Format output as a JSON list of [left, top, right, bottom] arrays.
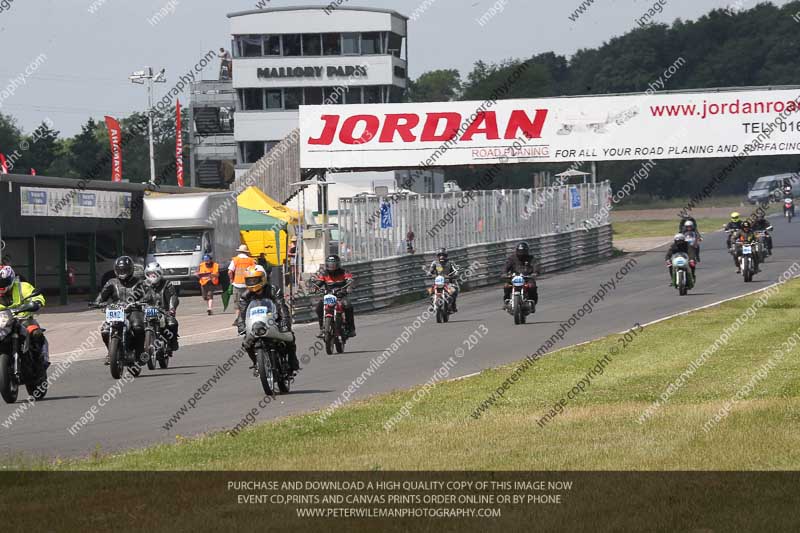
[[243, 299, 295, 396]]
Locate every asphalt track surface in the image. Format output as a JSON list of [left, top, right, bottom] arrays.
[[2, 219, 799, 459]]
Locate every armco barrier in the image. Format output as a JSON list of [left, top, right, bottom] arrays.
[[290, 224, 612, 322]]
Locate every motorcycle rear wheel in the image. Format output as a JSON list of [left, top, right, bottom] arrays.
[[0, 353, 19, 404], [275, 352, 291, 394]]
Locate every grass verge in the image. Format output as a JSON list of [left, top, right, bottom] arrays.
[[10, 279, 800, 471], [615, 194, 743, 210], [613, 217, 728, 240]]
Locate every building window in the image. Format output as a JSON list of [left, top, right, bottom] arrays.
[[388, 33, 404, 58], [363, 86, 381, 104], [394, 66, 407, 79], [241, 88, 264, 110], [266, 140, 280, 153], [302, 34, 322, 56], [342, 33, 360, 55], [324, 87, 345, 105], [240, 35, 263, 57], [305, 87, 323, 105], [361, 32, 383, 54], [242, 141, 265, 164], [344, 87, 362, 104], [266, 89, 283, 109], [284, 88, 303, 110], [283, 34, 302, 56], [323, 33, 341, 55], [265, 35, 281, 56]]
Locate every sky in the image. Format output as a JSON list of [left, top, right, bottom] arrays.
[[0, 0, 792, 137]]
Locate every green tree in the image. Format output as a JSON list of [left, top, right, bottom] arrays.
[[69, 118, 108, 180], [408, 69, 462, 102], [21, 121, 60, 175]]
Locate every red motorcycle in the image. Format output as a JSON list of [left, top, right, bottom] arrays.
[[321, 288, 348, 355]]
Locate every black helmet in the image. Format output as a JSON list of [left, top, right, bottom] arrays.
[[325, 255, 341, 272], [114, 256, 134, 281], [515, 242, 530, 260], [437, 248, 448, 262]]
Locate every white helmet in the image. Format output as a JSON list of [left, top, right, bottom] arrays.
[[684, 220, 694, 229], [674, 233, 686, 242], [0, 265, 16, 297], [144, 262, 163, 286]]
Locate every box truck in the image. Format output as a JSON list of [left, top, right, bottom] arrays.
[[143, 192, 240, 290]]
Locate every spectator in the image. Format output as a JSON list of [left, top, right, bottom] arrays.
[[287, 236, 298, 285], [228, 244, 255, 325], [406, 228, 415, 254], [197, 254, 219, 315], [219, 48, 233, 80]]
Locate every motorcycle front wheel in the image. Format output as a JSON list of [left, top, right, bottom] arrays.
[[514, 295, 523, 325], [257, 348, 275, 396], [0, 352, 19, 404], [145, 330, 156, 371], [109, 336, 123, 380], [323, 317, 334, 355]]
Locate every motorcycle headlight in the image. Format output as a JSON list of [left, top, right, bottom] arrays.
[[253, 321, 268, 337]]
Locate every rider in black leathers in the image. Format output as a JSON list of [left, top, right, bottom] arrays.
[[92, 256, 148, 365], [143, 262, 180, 352], [503, 242, 539, 307], [665, 233, 696, 284], [236, 265, 299, 374], [428, 248, 460, 312], [751, 214, 773, 255]]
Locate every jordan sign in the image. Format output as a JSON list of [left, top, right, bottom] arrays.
[[298, 88, 800, 169]]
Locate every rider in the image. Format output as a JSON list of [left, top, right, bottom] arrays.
[[313, 255, 355, 338], [0, 265, 48, 370], [143, 262, 180, 352], [679, 215, 698, 234], [732, 220, 760, 274], [751, 214, 773, 255], [665, 233, 696, 285], [503, 242, 539, 308], [783, 185, 795, 217], [92, 256, 148, 365], [236, 265, 299, 374], [723, 212, 742, 249], [681, 219, 702, 262], [428, 248, 460, 312]]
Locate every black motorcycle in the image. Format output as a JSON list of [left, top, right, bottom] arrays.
[[95, 302, 148, 379], [144, 305, 171, 370], [0, 291, 48, 403]]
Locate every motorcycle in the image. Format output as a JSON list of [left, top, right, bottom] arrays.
[[321, 289, 349, 355], [0, 291, 48, 403], [430, 275, 452, 324], [506, 273, 536, 325], [143, 306, 171, 370], [670, 253, 695, 296], [736, 242, 757, 282], [244, 298, 294, 396], [784, 198, 794, 223], [96, 302, 148, 379], [755, 227, 772, 262]]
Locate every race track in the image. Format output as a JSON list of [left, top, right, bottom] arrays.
[[2, 218, 799, 459]]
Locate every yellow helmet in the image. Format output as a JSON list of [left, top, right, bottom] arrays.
[[244, 265, 267, 293], [730, 212, 740, 222]]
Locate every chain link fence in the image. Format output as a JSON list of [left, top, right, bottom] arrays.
[[337, 181, 611, 262]]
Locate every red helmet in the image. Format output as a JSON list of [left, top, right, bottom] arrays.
[[0, 265, 16, 297]]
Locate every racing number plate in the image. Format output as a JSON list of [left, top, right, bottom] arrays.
[[249, 306, 269, 318], [106, 309, 124, 322], [323, 295, 337, 306], [512, 275, 525, 287], [742, 245, 752, 254], [145, 307, 159, 318]]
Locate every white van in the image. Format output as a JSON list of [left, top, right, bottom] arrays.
[[747, 173, 800, 204]]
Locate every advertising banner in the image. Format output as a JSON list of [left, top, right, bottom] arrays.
[[20, 187, 132, 219], [176, 100, 184, 187], [104, 115, 123, 182], [299, 88, 800, 169]]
